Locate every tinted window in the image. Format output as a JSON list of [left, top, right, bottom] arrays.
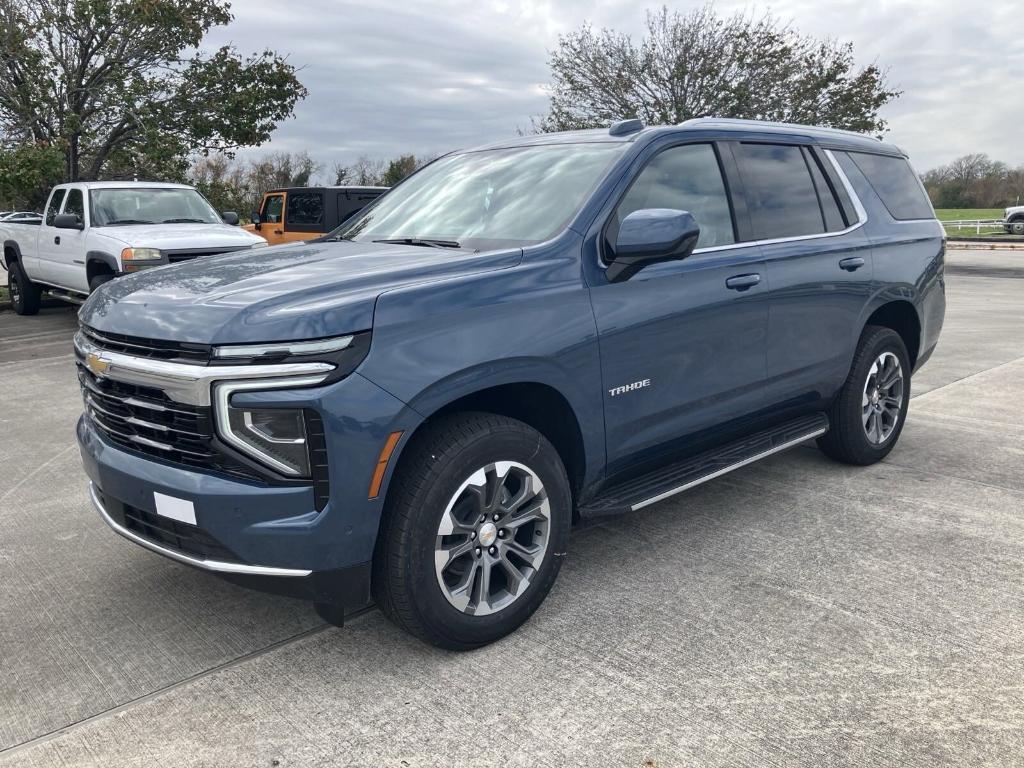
[[615, 144, 735, 249], [735, 143, 825, 240], [848, 152, 933, 220], [45, 190, 67, 226], [804, 150, 845, 232], [63, 189, 85, 224], [262, 194, 284, 223], [286, 192, 323, 226]]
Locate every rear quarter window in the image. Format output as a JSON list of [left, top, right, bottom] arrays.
[[847, 152, 933, 221]]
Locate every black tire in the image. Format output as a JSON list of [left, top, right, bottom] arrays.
[[1010, 220, 1024, 236], [7, 259, 42, 316], [88, 273, 115, 293], [818, 325, 911, 465], [373, 412, 571, 650]]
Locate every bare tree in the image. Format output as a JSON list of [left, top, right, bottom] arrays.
[[536, 5, 900, 135]]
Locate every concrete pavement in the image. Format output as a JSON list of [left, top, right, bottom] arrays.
[[1, 248, 1023, 767]]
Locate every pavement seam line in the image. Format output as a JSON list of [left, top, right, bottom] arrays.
[[910, 353, 1024, 401], [0, 623, 333, 760]]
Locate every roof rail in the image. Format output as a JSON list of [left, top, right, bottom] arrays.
[[679, 117, 882, 142], [609, 119, 644, 136]]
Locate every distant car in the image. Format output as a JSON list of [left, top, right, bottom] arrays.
[[1004, 206, 1024, 235], [0, 211, 42, 223], [245, 186, 387, 245]]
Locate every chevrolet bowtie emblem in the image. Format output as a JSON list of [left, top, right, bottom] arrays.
[[86, 353, 110, 376]]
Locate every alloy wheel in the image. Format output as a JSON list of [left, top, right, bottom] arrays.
[[434, 461, 551, 616], [862, 351, 904, 445]]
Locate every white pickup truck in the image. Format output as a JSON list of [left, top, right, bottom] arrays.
[[1, 181, 268, 315]]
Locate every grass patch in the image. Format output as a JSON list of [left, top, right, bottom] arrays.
[[0, 285, 8, 305], [934, 208, 1007, 238]]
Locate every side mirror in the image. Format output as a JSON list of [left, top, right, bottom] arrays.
[[53, 213, 84, 231], [250, 210, 261, 230], [222, 211, 240, 226], [607, 209, 700, 283]]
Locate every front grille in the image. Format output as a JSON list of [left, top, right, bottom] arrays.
[[81, 325, 211, 364], [78, 364, 263, 481], [164, 246, 251, 263], [102, 489, 243, 564]]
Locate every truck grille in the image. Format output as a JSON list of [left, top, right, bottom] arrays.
[[164, 246, 251, 263], [80, 325, 211, 364], [78, 364, 263, 481]]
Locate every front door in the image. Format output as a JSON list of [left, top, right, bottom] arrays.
[[589, 142, 769, 475], [258, 193, 287, 244]]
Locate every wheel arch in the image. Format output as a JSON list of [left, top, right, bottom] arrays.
[[86, 251, 119, 284], [864, 300, 921, 368], [2, 240, 21, 270], [390, 378, 591, 513]]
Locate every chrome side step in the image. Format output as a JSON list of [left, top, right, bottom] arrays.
[[579, 413, 829, 518]]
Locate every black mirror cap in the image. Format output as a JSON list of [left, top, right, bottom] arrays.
[[52, 213, 84, 230], [607, 209, 700, 282], [222, 211, 240, 226], [250, 210, 261, 228]]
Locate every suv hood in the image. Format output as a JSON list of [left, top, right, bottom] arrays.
[[80, 239, 522, 344]]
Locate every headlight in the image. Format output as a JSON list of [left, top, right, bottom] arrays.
[[211, 331, 371, 384], [214, 376, 327, 477], [120, 247, 164, 272]]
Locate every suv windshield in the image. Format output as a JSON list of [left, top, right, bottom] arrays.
[[340, 143, 628, 251], [90, 188, 221, 227]]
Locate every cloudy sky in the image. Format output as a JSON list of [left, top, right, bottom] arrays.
[[206, 0, 1021, 178]]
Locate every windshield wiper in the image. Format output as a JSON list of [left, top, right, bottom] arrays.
[[104, 219, 155, 225], [161, 218, 208, 224], [373, 237, 461, 249]]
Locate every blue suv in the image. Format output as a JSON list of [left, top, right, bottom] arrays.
[[76, 118, 945, 648]]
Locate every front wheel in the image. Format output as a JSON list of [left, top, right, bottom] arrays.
[[1010, 220, 1024, 236], [818, 325, 911, 465], [373, 413, 571, 649]]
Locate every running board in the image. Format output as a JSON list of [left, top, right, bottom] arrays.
[[578, 413, 829, 518], [46, 288, 86, 305]]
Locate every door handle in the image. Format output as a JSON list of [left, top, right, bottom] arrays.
[[839, 257, 865, 272], [54, 236, 61, 245], [725, 273, 761, 291], [273, 229, 283, 235]]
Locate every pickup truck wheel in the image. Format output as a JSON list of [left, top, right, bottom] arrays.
[[8, 260, 42, 316], [88, 273, 114, 292], [1010, 220, 1024, 236], [373, 413, 571, 650], [818, 325, 911, 465]]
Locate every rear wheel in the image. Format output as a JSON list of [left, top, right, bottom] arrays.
[[818, 326, 911, 465], [373, 413, 571, 649], [7, 259, 41, 316]]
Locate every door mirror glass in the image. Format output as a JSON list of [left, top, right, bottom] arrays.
[[250, 210, 261, 229], [222, 211, 240, 226], [607, 208, 700, 282], [52, 212, 84, 230]]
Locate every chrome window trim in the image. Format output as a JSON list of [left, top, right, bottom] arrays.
[[213, 377, 325, 477], [89, 482, 312, 577], [599, 145, 869, 265], [74, 331, 333, 406]]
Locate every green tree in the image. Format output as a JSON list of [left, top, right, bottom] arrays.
[[0, 0, 307, 183], [536, 5, 900, 135], [0, 143, 64, 209], [381, 154, 419, 186]]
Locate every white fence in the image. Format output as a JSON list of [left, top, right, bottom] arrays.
[[942, 219, 1006, 235]]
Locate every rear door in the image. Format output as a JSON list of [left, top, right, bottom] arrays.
[[282, 190, 325, 242], [730, 141, 872, 411], [33, 188, 68, 284], [590, 141, 769, 474]]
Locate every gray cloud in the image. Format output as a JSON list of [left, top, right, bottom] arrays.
[[210, 0, 1022, 175]]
